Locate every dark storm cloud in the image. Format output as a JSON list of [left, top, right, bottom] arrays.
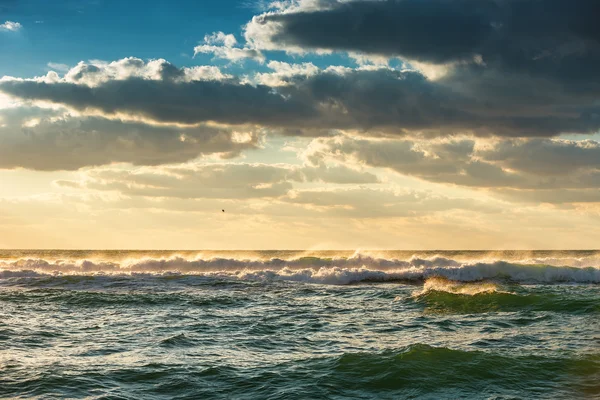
[[0, 78, 316, 126], [264, 0, 494, 63], [289, 68, 600, 137], [260, 0, 600, 83]]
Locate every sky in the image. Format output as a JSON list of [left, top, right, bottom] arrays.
[[1, 0, 600, 249]]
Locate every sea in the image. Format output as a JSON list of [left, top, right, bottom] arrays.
[[0, 250, 598, 399]]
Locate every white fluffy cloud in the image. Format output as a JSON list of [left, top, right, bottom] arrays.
[[56, 57, 233, 87], [253, 61, 319, 86], [0, 21, 22, 31], [194, 31, 265, 63]]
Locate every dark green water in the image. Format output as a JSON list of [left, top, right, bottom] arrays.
[[0, 250, 598, 399]]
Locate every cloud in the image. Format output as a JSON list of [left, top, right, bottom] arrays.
[[51, 160, 501, 219], [0, 106, 261, 170], [477, 139, 600, 176], [56, 161, 379, 199], [2, 59, 599, 138], [493, 189, 600, 204], [304, 135, 600, 192], [0, 58, 317, 127], [47, 62, 71, 72], [281, 187, 498, 217], [59, 57, 233, 86], [248, 0, 488, 59], [0, 21, 22, 31], [249, 0, 600, 85], [194, 31, 265, 63], [244, 0, 600, 137], [253, 61, 319, 86]]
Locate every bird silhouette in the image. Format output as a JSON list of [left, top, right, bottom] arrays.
[[222, 209, 225, 212]]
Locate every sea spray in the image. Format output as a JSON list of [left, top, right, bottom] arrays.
[[2, 252, 600, 284]]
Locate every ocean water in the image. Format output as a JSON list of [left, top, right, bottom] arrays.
[[0, 250, 598, 399]]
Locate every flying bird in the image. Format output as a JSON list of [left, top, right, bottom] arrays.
[[222, 209, 225, 212]]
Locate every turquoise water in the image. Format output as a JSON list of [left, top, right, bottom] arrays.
[[0, 250, 598, 399]]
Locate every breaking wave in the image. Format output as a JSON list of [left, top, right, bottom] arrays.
[[1, 252, 600, 285], [407, 277, 600, 314], [416, 276, 503, 295]]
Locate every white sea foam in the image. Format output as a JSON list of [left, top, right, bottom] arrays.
[[1, 253, 600, 285]]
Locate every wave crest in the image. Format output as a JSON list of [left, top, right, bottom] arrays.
[[419, 276, 502, 295], [1, 254, 600, 284]]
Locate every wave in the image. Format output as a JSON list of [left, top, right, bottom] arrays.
[[1, 253, 600, 285], [0, 254, 460, 272], [325, 344, 600, 398], [0, 288, 251, 308], [159, 333, 197, 348], [408, 278, 600, 314], [2, 343, 597, 399], [417, 276, 503, 295]]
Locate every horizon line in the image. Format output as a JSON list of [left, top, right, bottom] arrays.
[[2, 248, 600, 252]]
